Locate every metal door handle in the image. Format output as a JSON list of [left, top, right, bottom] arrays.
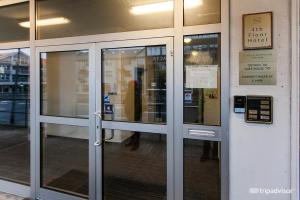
[[94, 111, 102, 146], [94, 140, 102, 146]]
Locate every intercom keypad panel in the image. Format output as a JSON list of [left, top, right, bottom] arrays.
[[246, 96, 273, 124]]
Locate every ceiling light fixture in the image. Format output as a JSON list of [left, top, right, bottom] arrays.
[[130, 0, 202, 15], [130, 1, 173, 15], [19, 17, 70, 28], [184, 38, 192, 44], [0, 0, 28, 7], [191, 51, 199, 56]]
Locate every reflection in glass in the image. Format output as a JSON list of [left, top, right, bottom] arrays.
[[0, 48, 30, 184], [183, 34, 221, 125], [184, 0, 221, 26], [40, 51, 89, 118], [41, 123, 89, 197], [102, 46, 167, 124], [103, 130, 167, 199], [184, 139, 221, 200], [36, 0, 174, 39], [0, 2, 29, 42]]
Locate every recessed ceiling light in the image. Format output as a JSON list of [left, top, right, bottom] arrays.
[[130, 0, 202, 15], [184, 38, 192, 44], [19, 17, 70, 28], [130, 1, 173, 15]]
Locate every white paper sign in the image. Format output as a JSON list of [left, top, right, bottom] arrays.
[[185, 65, 218, 88]]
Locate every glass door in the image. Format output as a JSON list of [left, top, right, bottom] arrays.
[[35, 43, 96, 200], [95, 38, 174, 200]]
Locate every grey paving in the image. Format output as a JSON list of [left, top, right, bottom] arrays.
[[0, 126, 30, 184], [0, 192, 25, 200]]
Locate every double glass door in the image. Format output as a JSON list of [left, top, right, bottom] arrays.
[[36, 36, 223, 200], [36, 38, 174, 200]]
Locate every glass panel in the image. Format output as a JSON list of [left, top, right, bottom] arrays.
[[0, 2, 29, 42], [102, 46, 166, 124], [184, 0, 221, 26], [184, 139, 221, 200], [0, 48, 30, 184], [41, 123, 89, 197], [40, 51, 89, 118], [36, 0, 174, 39], [183, 34, 221, 125], [103, 129, 167, 199]]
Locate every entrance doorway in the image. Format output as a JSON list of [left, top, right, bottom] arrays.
[[34, 36, 226, 200]]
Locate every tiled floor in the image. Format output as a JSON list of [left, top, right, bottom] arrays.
[[0, 192, 24, 200]]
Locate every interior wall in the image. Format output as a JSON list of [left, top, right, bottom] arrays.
[[45, 53, 88, 139], [230, 0, 291, 200]]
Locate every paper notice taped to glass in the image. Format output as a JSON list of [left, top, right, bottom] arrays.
[[185, 65, 218, 88]]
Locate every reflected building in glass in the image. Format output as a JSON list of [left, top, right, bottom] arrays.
[[0, 49, 30, 126], [0, 48, 30, 185]]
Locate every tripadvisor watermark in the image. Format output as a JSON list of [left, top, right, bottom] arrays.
[[249, 187, 294, 195]]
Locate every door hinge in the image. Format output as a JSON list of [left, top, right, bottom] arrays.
[[170, 50, 174, 56]]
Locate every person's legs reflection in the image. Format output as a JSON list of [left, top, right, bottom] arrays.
[[212, 141, 219, 160], [131, 132, 140, 151], [126, 132, 140, 151], [201, 141, 211, 161], [201, 141, 219, 161]]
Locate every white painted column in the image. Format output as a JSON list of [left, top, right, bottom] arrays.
[[230, 0, 292, 200]]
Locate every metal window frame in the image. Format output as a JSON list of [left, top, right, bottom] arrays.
[[0, 0, 230, 199], [173, 0, 229, 200], [0, 40, 30, 194], [0, 44, 31, 197], [34, 43, 95, 200]]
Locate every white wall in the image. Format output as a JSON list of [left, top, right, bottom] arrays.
[[230, 0, 291, 200]]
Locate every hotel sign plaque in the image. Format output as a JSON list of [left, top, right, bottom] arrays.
[[239, 50, 276, 85], [243, 12, 273, 50]]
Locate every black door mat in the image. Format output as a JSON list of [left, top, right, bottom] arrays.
[[46, 169, 88, 196], [45, 169, 166, 200]]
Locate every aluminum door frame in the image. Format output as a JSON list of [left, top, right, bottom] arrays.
[[95, 37, 174, 200], [34, 43, 96, 200]]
